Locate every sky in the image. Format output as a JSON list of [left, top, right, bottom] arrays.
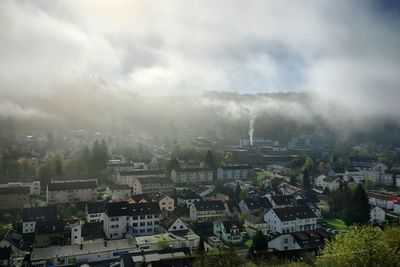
[[0, 0, 399, 119]]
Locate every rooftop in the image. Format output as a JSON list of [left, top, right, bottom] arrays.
[[193, 200, 225, 211], [0, 186, 30, 195], [48, 180, 97, 191], [272, 206, 317, 222]]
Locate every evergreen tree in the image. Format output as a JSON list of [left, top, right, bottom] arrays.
[[204, 150, 216, 170], [197, 236, 205, 254], [352, 184, 370, 224], [302, 169, 311, 191], [250, 230, 268, 253]]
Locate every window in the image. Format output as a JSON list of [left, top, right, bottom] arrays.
[[147, 221, 152, 226], [284, 238, 288, 243], [140, 222, 145, 226], [155, 221, 159, 225], [132, 223, 138, 227], [147, 228, 152, 232]]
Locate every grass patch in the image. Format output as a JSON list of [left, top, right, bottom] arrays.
[[244, 239, 253, 248], [255, 171, 269, 181], [326, 218, 347, 230]]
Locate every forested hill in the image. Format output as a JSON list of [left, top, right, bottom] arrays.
[[0, 79, 400, 145]]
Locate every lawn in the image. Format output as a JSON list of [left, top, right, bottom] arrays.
[[326, 218, 347, 230], [255, 170, 269, 181], [244, 239, 253, 248]]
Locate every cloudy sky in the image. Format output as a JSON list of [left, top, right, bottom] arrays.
[[0, 0, 399, 114]]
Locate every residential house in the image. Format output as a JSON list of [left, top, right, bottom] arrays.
[[206, 193, 230, 202], [22, 206, 58, 234], [239, 197, 272, 215], [296, 199, 322, 218], [0, 247, 11, 267], [85, 202, 106, 223], [0, 186, 30, 210], [128, 194, 152, 204], [370, 206, 385, 224], [268, 229, 330, 256], [64, 219, 83, 245], [394, 201, 400, 214], [213, 219, 242, 244], [368, 192, 398, 210], [216, 165, 252, 181], [349, 157, 377, 171], [106, 184, 132, 201], [160, 216, 189, 234], [244, 215, 268, 237], [177, 190, 201, 208], [0, 180, 41, 196], [170, 168, 213, 184], [46, 180, 97, 204], [344, 169, 364, 183], [315, 175, 340, 191], [264, 206, 317, 234], [103, 201, 161, 240], [35, 220, 65, 247], [132, 177, 173, 196], [116, 170, 166, 187], [190, 200, 226, 222], [267, 194, 296, 208], [154, 195, 174, 212], [379, 174, 394, 187]]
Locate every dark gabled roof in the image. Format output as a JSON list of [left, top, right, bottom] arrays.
[[105, 201, 131, 217], [174, 168, 212, 173], [178, 189, 201, 200], [243, 197, 272, 210], [245, 214, 264, 224], [271, 195, 295, 206], [220, 165, 252, 170], [137, 177, 173, 185], [48, 180, 97, 191], [119, 170, 166, 176], [272, 206, 317, 222], [36, 220, 64, 234], [222, 221, 241, 231], [0, 186, 30, 195], [225, 200, 240, 213], [193, 200, 225, 211], [130, 194, 152, 203], [331, 168, 345, 174], [0, 247, 11, 260], [130, 202, 161, 215], [160, 215, 180, 229], [349, 157, 377, 162], [87, 202, 106, 214], [107, 184, 131, 191], [22, 206, 58, 222], [290, 229, 330, 250]]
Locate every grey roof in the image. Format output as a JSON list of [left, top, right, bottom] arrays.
[[160, 215, 179, 229], [244, 197, 272, 210], [36, 220, 64, 234], [178, 189, 201, 200], [130, 194, 152, 203], [86, 202, 106, 214], [108, 184, 131, 190], [271, 195, 295, 206], [245, 214, 263, 224], [119, 170, 166, 176], [137, 177, 173, 185], [130, 202, 161, 215], [290, 229, 330, 250], [273, 206, 317, 222], [48, 180, 97, 191], [193, 200, 225, 211], [220, 165, 252, 170], [174, 168, 212, 173], [105, 201, 131, 217], [22, 206, 58, 222], [0, 186, 30, 195]]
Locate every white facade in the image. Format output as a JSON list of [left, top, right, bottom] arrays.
[[103, 213, 128, 240], [216, 166, 250, 181], [394, 202, 400, 214], [23, 221, 37, 234], [264, 209, 317, 234], [116, 171, 166, 187], [160, 218, 188, 233], [370, 206, 385, 224], [268, 234, 301, 251], [46, 180, 97, 204], [380, 174, 394, 187], [189, 202, 226, 222], [86, 212, 104, 223], [106, 185, 131, 201]]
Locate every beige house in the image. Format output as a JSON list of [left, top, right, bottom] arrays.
[[155, 195, 175, 212], [170, 168, 213, 184], [0, 186, 30, 210]]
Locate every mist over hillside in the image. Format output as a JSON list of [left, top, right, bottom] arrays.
[[1, 78, 399, 146]]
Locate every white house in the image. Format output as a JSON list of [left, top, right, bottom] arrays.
[[370, 206, 385, 224], [264, 206, 317, 234], [368, 192, 398, 210], [160, 216, 189, 233], [85, 202, 106, 223], [190, 200, 226, 222], [239, 197, 272, 215], [213, 219, 242, 244], [103, 201, 161, 240], [244, 215, 268, 237], [344, 169, 364, 183], [314, 175, 340, 191], [268, 229, 329, 254], [116, 170, 166, 187], [379, 174, 394, 187]]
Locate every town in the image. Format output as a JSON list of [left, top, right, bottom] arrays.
[[1, 131, 400, 267]]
